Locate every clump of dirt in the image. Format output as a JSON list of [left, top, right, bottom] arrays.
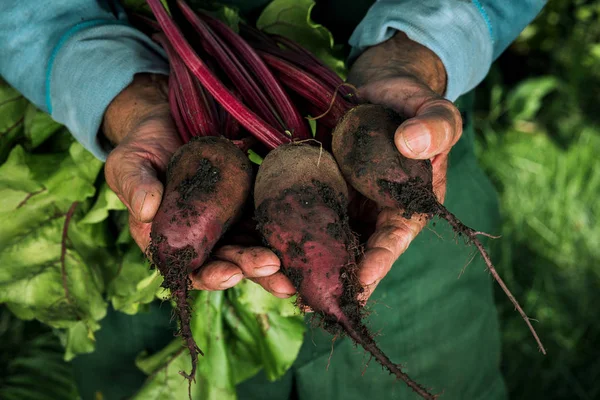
[[177, 158, 221, 201]]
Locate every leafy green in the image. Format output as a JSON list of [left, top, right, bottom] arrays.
[[227, 281, 304, 381], [79, 182, 127, 225], [23, 104, 63, 149], [0, 142, 111, 360], [0, 80, 27, 162], [133, 287, 304, 400], [107, 246, 164, 315], [256, 0, 347, 78]]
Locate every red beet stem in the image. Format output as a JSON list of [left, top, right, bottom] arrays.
[[155, 33, 219, 138], [146, 0, 289, 149], [239, 24, 357, 102], [271, 34, 355, 99], [174, 1, 282, 131], [187, 4, 311, 139], [260, 52, 352, 125], [168, 73, 192, 142]]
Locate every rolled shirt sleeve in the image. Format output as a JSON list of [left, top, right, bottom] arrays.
[[348, 0, 546, 101], [0, 0, 169, 160]]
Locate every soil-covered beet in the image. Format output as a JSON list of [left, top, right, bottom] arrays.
[[254, 143, 437, 399], [149, 136, 253, 386], [332, 104, 437, 216], [332, 104, 546, 356], [254, 145, 359, 318]]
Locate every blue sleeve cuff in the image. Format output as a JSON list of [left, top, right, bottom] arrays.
[[48, 23, 169, 161], [348, 1, 493, 102]]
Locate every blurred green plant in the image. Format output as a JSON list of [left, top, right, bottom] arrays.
[[474, 2, 600, 398], [0, 305, 79, 400]]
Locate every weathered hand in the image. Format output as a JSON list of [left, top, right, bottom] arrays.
[[347, 33, 463, 302], [102, 73, 296, 297]]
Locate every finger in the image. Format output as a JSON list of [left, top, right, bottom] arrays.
[[356, 247, 397, 303], [395, 98, 462, 159], [251, 272, 297, 299], [430, 153, 449, 203], [128, 214, 153, 253], [213, 245, 281, 278], [190, 260, 244, 291], [357, 208, 428, 301], [358, 78, 462, 160], [106, 150, 165, 224]]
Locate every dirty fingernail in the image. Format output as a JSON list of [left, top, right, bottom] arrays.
[[401, 124, 431, 154]]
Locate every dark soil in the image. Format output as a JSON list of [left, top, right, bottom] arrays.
[[377, 177, 438, 218], [177, 158, 221, 201]]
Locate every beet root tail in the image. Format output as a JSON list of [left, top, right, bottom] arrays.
[[434, 203, 547, 355], [173, 285, 203, 398], [339, 318, 438, 400]]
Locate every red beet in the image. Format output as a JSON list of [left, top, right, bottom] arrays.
[[149, 136, 252, 386], [254, 143, 437, 399], [332, 104, 546, 355]]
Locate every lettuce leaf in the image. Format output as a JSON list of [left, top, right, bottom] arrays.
[[132, 286, 304, 400], [256, 0, 347, 78]]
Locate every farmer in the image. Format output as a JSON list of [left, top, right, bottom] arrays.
[[0, 1, 546, 399]]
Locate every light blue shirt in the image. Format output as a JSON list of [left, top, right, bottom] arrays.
[[349, 0, 546, 101], [0, 0, 545, 161]]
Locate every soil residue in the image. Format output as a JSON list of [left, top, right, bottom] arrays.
[[378, 178, 438, 218], [177, 158, 221, 202]]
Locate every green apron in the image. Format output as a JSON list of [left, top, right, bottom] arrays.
[[71, 2, 506, 399]]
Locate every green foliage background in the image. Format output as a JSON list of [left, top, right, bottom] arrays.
[[1, 0, 599, 399], [473, 1, 600, 398]]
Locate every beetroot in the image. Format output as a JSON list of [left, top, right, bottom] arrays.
[[332, 104, 546, 355], [149, 136, 253, 385], [254, 143, 437, 399]]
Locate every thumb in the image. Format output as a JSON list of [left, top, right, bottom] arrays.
[[106, 150, 165, 223], [127, 162, 164, 223], [394, 98, 462, 160]]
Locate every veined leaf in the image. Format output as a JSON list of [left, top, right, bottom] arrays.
[[256, 0, 347, 78]]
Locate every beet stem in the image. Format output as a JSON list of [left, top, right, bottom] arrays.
[[196, 7, 311, 139], [146, 0, 289, 149], [435, 204, 547, 355]]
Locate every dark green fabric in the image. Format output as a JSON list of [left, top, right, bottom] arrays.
[[70, 302, 176, 400]]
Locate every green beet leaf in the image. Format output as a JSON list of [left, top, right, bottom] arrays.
[[256, 0, 347, 78]]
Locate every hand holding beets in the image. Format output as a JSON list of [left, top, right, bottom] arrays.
[[344, 32, 463, 301], [102, 73, 295, 297]]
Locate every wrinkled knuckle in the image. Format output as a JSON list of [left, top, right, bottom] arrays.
[[246, 246, 264, 260], [388, 227, 413, 252]]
